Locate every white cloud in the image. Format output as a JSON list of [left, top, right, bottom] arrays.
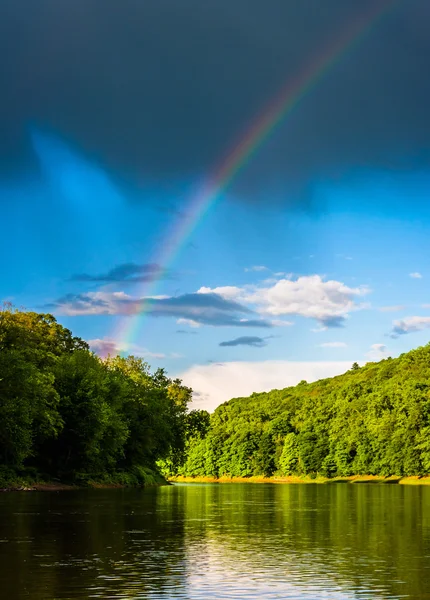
[[88, 338, 118, 357], [248, 276, 369, 321], [88, 337, 167, 360], [197, 285, 244, 300], [390, 315, 430, 337], [50, 289, 272, 327], [366, 343, 390, 361], [244, 265, 269, 272], [55, 274, 369, 329], [270, 319, 294, 327], [57, 291, 133, 316], [409, 272, 423, 279], [319, 342, 347, 348], [179, 360, 355, 413], [176, 318, 201, 328], [199, 275, 370, 326], [379, 305, 406, 312]]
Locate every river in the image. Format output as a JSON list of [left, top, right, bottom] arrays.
[[0, 483, 429, 599]]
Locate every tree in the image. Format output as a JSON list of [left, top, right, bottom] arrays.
[[177, 341, 430, 480], [39, 350, 129, 478], [0, 306, 193, 485]]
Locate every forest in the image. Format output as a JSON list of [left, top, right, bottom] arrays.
[[3, 305, 430, 486], [0, 305, 198, 487], [176, 347, 430, 479]]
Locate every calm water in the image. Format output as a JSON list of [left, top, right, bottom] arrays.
[[0, 483, 429, 599]]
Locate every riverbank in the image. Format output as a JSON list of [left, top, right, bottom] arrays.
[[169, 474, 430, 485], [0, 479, 171, 492], [0, 467, 169, 492], [0, 482, 78, 492], [5, 474, 430, 491]]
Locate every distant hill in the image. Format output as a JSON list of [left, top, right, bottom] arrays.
[[178, 344, 430, 478]]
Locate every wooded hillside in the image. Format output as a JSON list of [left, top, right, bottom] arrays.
[[177, 347, 430, 478]]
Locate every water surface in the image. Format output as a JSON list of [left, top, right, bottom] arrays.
[[0, 483, 429, 599]]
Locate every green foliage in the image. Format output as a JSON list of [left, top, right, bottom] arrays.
[[76, 465, 166, 487], [0, 306, 191, 485], [160, 409, 211, 477], [279, 433, 299, 475], [178, 343, 430, 479]]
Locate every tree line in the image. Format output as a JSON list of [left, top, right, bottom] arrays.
[[4, 305, 430, 485], [0, 305, 197, 487], [175, 343, 430, 479]]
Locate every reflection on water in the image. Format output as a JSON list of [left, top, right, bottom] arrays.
[[0, 483, 429, 599]]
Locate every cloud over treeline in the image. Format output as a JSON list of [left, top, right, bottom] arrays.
[[48, 273, 370, 329], [48, 290, 272, 328], [390, 316, 430, 338], [200, 275, 369, 327]]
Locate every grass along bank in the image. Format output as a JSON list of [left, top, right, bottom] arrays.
[[169, 475, 430, 485]]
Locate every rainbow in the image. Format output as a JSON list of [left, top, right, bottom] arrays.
[[114, 0, 397, 352]]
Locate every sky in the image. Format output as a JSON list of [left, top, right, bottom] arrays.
[[2, 0, 430, 411]]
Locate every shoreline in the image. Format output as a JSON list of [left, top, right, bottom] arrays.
[[0, 480, 171, 493], [3, 475, 430, 491], [169, 474, 430, 485], [0, 482, 79, 493]]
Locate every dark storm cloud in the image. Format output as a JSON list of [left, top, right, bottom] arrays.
[[70, 263, 174, 284], [47, 291, 273, 328], [2, 0, 430, 205], [219, 336, 268, 348]]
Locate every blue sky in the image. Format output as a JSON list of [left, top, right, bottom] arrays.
[[3, 130, 430, 410], [2, 1, 430, 410]]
